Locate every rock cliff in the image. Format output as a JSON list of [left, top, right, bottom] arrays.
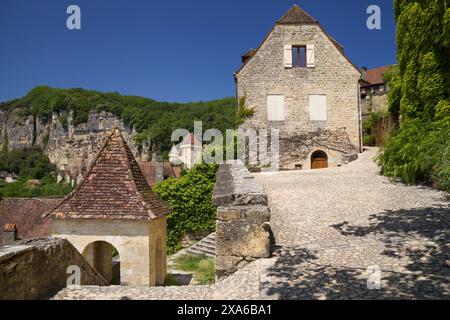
[[0, 109, 149, 180]]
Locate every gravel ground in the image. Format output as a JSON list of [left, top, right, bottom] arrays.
[[52, 148, 450, 300]]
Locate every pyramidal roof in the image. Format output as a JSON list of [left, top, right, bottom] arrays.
[[51, 128, 171, 221], [277, 4, 318, 24]]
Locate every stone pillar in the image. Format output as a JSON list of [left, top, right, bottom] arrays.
[[3, 224, 18, 245], [212, 162, 272, 280], [93, 242, 113, 283]]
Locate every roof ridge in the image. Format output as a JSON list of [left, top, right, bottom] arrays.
[[276, 4, 318, 25]]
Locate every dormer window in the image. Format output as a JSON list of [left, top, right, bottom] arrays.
[[292, 46, 307, 68]]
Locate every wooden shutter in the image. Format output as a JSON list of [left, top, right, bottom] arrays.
[[284, 45, 293, 68], [267, 95, 285, 121], [309, 95, 327, 121], [307, 44, 315, 68]]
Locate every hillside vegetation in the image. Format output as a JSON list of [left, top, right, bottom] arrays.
[[378, 0, 450, 191], [0, 86, 236, 152]]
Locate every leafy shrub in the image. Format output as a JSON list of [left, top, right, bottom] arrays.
[[362, 112, 392, 147], [0, 147, 56, 179], [153, 163, 218, 254], [0, 177, 73, 197], [377, 117, 450, 191]]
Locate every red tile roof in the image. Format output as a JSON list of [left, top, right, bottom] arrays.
[[50, 129, 171, 221], [0, 197, 63, 243], [182, 133, 201, 146], [138, 161, 178, 187], [363, 65, 392, 85]]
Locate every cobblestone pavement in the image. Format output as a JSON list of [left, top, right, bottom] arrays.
[[255, 147, 450, 299], [53, 148, 450, 300], [52, 259, 262, 300]]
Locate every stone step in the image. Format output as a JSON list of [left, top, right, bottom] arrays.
[[186, 247, 215, 258], [195, 243, 215, 252]]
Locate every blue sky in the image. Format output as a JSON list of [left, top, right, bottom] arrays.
[[0, 0, 397, 103]]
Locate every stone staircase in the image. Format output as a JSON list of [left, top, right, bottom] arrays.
[[185, 233, 216, 257]]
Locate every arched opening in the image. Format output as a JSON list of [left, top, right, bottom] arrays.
[[311, 150, 328, 169], [155, 237, 164, 286], [82, 241, 121, 285]]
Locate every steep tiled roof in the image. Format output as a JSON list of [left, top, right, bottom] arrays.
[[276, 4, 318, 24], [50, 129, 171, 221], [181, 133, 201, 146], [138, 161, 178, 187]]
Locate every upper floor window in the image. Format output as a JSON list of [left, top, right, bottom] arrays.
[[292, 46, 307, 68]]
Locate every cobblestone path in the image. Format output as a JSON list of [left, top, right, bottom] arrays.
[[255, 147, 450, 299], [53, 148, 450, 300]]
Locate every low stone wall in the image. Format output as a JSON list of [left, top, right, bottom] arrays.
[[0, 238, 107, 300], [213, 162, 271, 280]]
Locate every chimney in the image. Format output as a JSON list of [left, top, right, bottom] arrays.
[[3, 224, 18, 245], [361, 67, 368, 80]]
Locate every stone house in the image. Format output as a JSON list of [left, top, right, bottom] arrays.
[[235, 5, 362, 170], [360, 65, 394, 117], [169, 132, 202, 170], [49, 128, 172, 286]]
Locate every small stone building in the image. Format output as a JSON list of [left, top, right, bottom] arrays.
[[49, 129, 172, 286], [235, 5, 362, 170]]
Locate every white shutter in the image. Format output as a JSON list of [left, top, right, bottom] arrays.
[[267, 95, 285, 121], [307, 44, 315, 68], [309, 95, 327, 121], [284, 45, 292, 68]]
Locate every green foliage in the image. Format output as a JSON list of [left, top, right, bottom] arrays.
[[236, 95, 255, 127], [362, 112, 392, 147], [380, 0, 450, 191], [384, 66, 402, 118], [1, 86, 236, 152], [0, 147, 74, 197], [0, 177, 74, 198], [0, 147, 56, 179], [377, 117, 450, 191], [153, 163, 218, 254], [173, 254, 215, 285], [444, 8, 450, 46]]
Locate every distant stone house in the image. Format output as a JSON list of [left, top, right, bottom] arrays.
[[360, 65, 394, 116], [169, 133, 202, 170], [235, 5, 362, 170]]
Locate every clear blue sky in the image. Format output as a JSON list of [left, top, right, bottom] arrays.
[[0, 0, 397, 103]]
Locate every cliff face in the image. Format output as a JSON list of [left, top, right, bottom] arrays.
[[0, 110, 149, 180]]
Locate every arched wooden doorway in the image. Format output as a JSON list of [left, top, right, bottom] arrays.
[[82, 241, 121, 285], [311, 150, 328, 169]]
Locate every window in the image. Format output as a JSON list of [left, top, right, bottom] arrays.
[[267, 95, 285, 121], [309, 95, 327, 121], [292, 46, 307, 68]]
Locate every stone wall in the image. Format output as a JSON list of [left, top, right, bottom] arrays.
[[0, 238, 107, 300], [236, 23, 361, 169], [212, 162, 271, 280], [361, 93, 388, 118]]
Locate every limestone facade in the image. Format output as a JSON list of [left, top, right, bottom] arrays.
[[235, 5, 362, 170]]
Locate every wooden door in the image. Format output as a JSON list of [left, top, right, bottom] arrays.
[[311, 151, 328, 169]]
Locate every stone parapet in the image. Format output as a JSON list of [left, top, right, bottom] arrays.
[[213, 162, 271, 280], [0, 238, 107, 300]]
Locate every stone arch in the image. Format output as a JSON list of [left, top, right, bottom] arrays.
[[311, 150, 328, 169], [154, 237, 164, 286], [82, 240, 121, 285]]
